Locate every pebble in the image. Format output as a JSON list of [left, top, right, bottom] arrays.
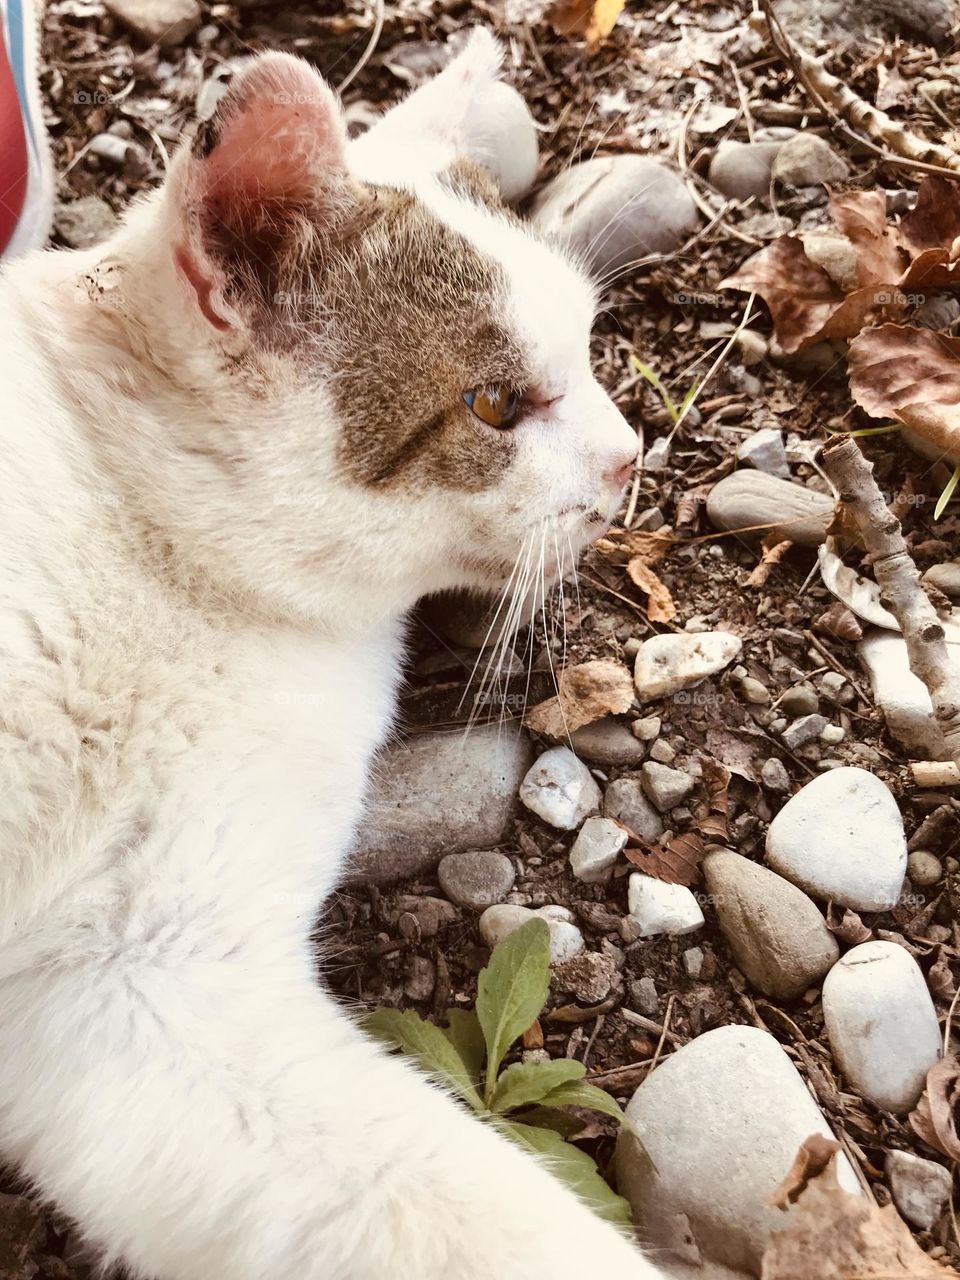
[[707, 139, 783, 200], [602, 777, 664, 842], [766, 767, 907, 910], [53, 195, 117, 249], [404, 955, 436, 1002], [634, 631, 742, 703], [519, 746, 601, 830], [623, 638, 644, 662], [631, 714, 661, 741], [479, 903, 584, 964], [820, 723, 845, 745], [530, 155, 700, 277], [552, 950, 618, 1003], [706, 471, 833, 547], [568, 816, 628, 883], [781, 713, 827, 749], [760, 757, 791, 793], [801, 230, 860, 293], [886, 1150, 952, 1231], [736, 328, 768, 366], [103, 0, 200, 44], [922, 562, 960, 598], [740, 676, 771, 705], [820, 671, 850, 704], [641, 762, 696, 812], [781, 683, 819, 718], [647, 738, 676, 764], [626, 873, 705, 938], [463, 80, 538, 202], [354, 724, 533, 882], [859, 624, 960, 759], [822, 941, 941, 1113], [907, 849, 942, 887], [683, 947, 705, 979], [736, 427, 791, 479], [568, 716, 646, 766], [437, 850, 516, 909], [703, 850, 839, 999], [617, 1025, 859, 1272], [630, 976, 660, 1016], [772, 132, 850, 186], [394, 894, 458, 938], [89, 133, 139, 169]]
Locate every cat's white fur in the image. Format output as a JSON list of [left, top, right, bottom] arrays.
[[0, 31, 661, 1280]]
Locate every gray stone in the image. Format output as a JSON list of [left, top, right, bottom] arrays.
[[54, 196, 117, 249], [823, 941, 941, 1113], [766, 767, 907, 911], [683, 947, 705, 979], [708, 140, 783, 201], [603, 777, 664, 842], [781, 683, 819, 718], [103, 0, 200, 44], [626, 873, 705, 938], [519, 746, 601, 830], [773, 133, 850, 187], [634, 631, 742, 703], [352, 724, 534, 882], [706, 471, 833, 547], [886, 1149, 952, 1231], [437, 850, 515, 909], [736, 428, 791, 479], [740, 676, 770, 705], [403, 955, 436, 1002], [630, 976, 659, 1016], [617, 1026, 860, 1273], [568, 716, 646, 766], [760, 757, 791, 793], [820, 671, 851, 704], [529, 155, 700, 278], [552, 950, 617, 1003], [703, 850, 839, 999], [781, 713, 827, 749], [394, 894, 458, 938], [568, 816, 628, 883], [648, 738, 676, 764], [642, 762, 696, 812], [923, 562, 960, 598], [907, 849, 942, 887], [463, 80, 539, 202], [479, 903, 584, 963]]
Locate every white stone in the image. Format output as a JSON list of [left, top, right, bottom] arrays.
[[568, 816, 628, 883], [859, 620, 960, 760], [479, 904, 584, 964], [603, 777, 664, 842], [463, 80, 539, 202], [708, 139, 783, 201], [518, 746, 601, 830], [641, 762, 696, 812], [626, 873, 705, 938], [822, 941, 941, 1114], [765, 767, 906, 911], [886, 1149, 952, 1230], [617, 1025, 860, 1273], [634, 632, 742, 704]]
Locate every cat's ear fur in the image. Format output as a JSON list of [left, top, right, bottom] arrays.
[[349, 29, 504, 185], [169, 53, 349, 332]]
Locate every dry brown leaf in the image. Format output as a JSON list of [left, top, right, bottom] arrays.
[[826, 903, 872, 945], [900, 244, 960, 290], [524, 658, 634, 738], [909, 1056, 960, 1162], [928, 955, 956, 1001], [769, 1133, 841, 1209], [848, 323, 960, 457], [626, 557, 677, 623], [875, 62, 914, 112], [624, 832, 706, 887], [675, 485, 710, 531], [546, 0, 625, 47], [745, 538, 793, 589], [829, 190, 908, 287], [898, 175, 960, 256], [762, 1151, 952, 1279], [595, 527, 674, 567], [813, 601, 863, 642], [698, 757, 730, 841], [522, 1018, 544, 1050]]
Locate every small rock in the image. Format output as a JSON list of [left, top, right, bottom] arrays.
[[781, 713, 827, 749], [706, 471, 833, 547], [519, 746, 601, 830], [886, 1149, 952, 1231], [683, 947, 705, 979], [923, 562, 960, 598], [552, 950, 617, 1003], [603, 777, 664, 842], [781, 683, 819, 718], [463, 80, 539, 202], [634, 507, 665, 532], [394, 894, 459, 938], [53, 195, 117, 249], [708, 139, 783, 200], [736, 428, 791, 479], [766, 767, 907, 910], [634, 631, 742, 703], [626, 872, 705, 938], [820, 671, 850, 704], [760, 757, 791, 793], [530, 155, 700, 278], [623, 637, 644, 661], [736, 329, 768, 367], [641, 762, 696, 812], [403, 955, 436, 1002], [820, 724, 845, 745], [568, 716, 646, 766], [740, 676, 771, 706], [479, 903, 584, 963], [103, 0, 200, 44], [822, 941, 941, 1113], [860, 622, 960, 759], [632, 715, 662, 741], [89, 132, 138, 168], [907, 849, 942, 887], [630, 976, 660, 1016], [569, 816, 629, 883], [648, 738, 676, 764], [773, 132, 850, 187], [617, 1026, 859, 1272], [800, 230, 860, 293], [704, 850, 839, 999], [437, 850, 516, 908]]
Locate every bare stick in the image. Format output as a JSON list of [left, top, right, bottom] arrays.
[[818, 434, 960, 767]]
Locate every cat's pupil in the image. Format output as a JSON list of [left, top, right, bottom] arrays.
[[463, 384, 522, 429]]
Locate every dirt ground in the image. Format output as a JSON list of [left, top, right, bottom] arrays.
[[3, 0, 960, 1275]]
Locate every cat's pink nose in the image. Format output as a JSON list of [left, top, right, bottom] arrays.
[[604, 452, 638, 489]]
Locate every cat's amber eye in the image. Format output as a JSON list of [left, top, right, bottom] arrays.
[[463, 385, 523, 429]]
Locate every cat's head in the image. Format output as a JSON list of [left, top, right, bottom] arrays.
[[105, 33, 637, 627]]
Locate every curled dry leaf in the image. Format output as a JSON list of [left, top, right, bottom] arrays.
[[928, 955, 956, 1002], [546, 0, 625, 47], [623, 831, 706, 887], [898, 176, 960, 257], [818, 539, 900, 630], [769, 1133, 841, 1209], [909, 1055, 960, 1162], [595, 527, 674, 567], [625, 557, 677, 623], [698, 757, 730, 841], [745, 537, 793, 589], [524, 658, 634, 738], [761, 1151, 951, 1279], [813, 601, 864, 642], [826, 903, 872, 946]]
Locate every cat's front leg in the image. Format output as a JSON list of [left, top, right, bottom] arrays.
[[0, 956, 662, 1280]]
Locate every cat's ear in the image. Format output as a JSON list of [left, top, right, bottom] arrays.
[[349, 29, 503, 184], [170, 53, 349, 332]]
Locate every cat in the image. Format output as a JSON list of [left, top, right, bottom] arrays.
[[0, 30, 663, 1280]]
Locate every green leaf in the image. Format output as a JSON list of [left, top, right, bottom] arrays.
[[536, 1080, 627, 1124], [675, 377, 701, 427], [498, 1120, 634, 1230], [489, 1059, 585, 1114], [443, 1008, 486, 1083], [935, 461, 960, 520], [630, 355, 679, 423], [517, 1106, 586, 1137], [476, 919, 551, 1106], [364, 1008, 484, 1111]]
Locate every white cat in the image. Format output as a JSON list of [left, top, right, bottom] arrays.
[[0, 31, 663, 1279]]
